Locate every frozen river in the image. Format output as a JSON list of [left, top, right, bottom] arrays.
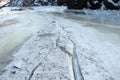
[[0, 7, 120, 80]]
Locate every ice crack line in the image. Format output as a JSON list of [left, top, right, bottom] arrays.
[[56, 24, 84, 80], [69, 37, 84, 80], [28, 62, 42, 80], [56, 35, 72, 57]]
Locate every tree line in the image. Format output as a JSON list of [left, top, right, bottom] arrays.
[[58, 0, 120, 10], [1, 0, 120, 10], [8, 0, 57, 6]]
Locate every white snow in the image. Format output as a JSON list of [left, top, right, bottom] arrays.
[[108, 0, 118, 6], [118, 0, 120, 6], [0, 6, 120, 80]]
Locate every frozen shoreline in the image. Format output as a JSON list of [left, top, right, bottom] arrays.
[[0, 7, 120, 80]]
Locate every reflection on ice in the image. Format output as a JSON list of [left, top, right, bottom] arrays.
[[49, 9, 120, 27], [64, 12, 120, 27], [48, 8, 120, 45], [0, 30, 31, 71], [56, 11, 120, 46], [0, 19, 18, 27]]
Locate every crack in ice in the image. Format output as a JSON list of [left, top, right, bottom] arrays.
[[56, 23, 84, 80]]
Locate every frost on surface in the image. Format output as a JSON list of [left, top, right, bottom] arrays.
[[0, 22, 73, 80], [0, 7, 120, 80]]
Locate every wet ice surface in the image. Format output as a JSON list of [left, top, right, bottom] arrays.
[[50, 10, 120, 47], [48, 10, 120, 80], [0, 7, 120, 80], [56, 11, 120, 46], [65, 11, 120, 27], [0, 11, 48, 72]]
